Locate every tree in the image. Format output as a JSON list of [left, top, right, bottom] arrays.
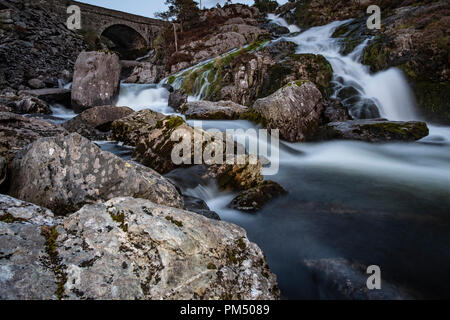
[[155, 0, 200, 30]]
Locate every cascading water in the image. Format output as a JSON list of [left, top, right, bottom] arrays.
[[284, 19, 419, 121], [116, 83, 174, 114]]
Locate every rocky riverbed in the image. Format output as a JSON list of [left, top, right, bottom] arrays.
[[1, 0, 449, 300]]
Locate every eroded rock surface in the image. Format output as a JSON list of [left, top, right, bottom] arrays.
[[180, 100, 248, 120]]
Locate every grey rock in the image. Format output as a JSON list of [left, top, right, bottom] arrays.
[[27, 78, 45, 89], [19, 88, 71, 106], [10, 133, 183, 215], [168, 89, 187, 110], [252, 81, 324, 142], [229, 181, 287, 212], [71, 52, 122, 113], [57, 197, 279, 300], [0, 94, 51, 114], [0, 156, 5, 187], [183, 195, 221, 220], [181, 100, 248, 120], [320, 119, 429, 142]]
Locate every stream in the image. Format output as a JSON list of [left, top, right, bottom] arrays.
[[52, 17, 450, 299]]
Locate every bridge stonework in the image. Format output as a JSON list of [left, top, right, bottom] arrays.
[[41, 0, 168, 49]]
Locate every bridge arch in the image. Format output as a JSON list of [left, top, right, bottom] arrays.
[[100, 23, 150, 60]]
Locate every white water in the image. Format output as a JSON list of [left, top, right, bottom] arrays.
[[267, 13, 301, 33], [116, 83, 174, 114], [280, 19, 419, 121]]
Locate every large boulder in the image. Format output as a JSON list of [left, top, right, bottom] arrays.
[[62, 106, 134, 140], [9, 133, 183, 215], [180, 100, 248, 120], [0, 112, 66, 165], [319, 119, 429, 142], [71, 52, 122, 113], [0, 196, 279, 300], [251, 81, 324, 142]]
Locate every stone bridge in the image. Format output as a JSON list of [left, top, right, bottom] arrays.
[[43, 0, 169, 59]]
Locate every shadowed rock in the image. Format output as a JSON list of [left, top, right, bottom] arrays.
[[180, 100, 248, 120]]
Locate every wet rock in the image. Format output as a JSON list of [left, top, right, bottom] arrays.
[[229, 181, 287, 212], [304, 258, 412, 300], [263, 22, 290, 36], [124, 62, 163, 84], [111, 109, 166, 146], [322, 100, 352, 124], [180, 100, 248, 120], [62, 106, 134, 140], [0, 195, 279, 300], [183, 195, 221, 220], [19, 88, 71, 106], [71, 52, 122, 113], [9, 133, 183, 215], [168, 89, 187, 110], [0, 112, 67, 165], [251, 81, 324, 142], [0, 94, 51, 115], [349, 99, 381, 120], [320, 119, 429, 142]]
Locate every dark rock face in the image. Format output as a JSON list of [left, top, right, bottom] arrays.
[[229, 181, 287, 212], [361, 1, 450, 123], [180, 100, 248, 120], [322, 100, 352, 124], [320, 119, 429, 143], [71, 52, 122, 113], [252, 81, 324, 142], [0, 156, 6, 187], [304, 258, 412, 300], [168, 89, 187, 110], [0, 112, 67, 165], [9, 133, 183, 215], [62, 106, 134, 140], [0, 1, 87, 93], [0, 94, 51, 114], [183, 195, 220, 220]]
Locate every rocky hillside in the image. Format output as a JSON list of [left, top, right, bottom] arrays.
[[0, 0, 87, 93]]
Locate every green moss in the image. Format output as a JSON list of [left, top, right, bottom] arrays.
[[0, 213, 28, 223], [240, 110, 268, 127], [412, 81, 450, 124], [166, 216, 183, 228], [236, 237, 246, 251], [167, 76, 176, 85], [165, 116, 185, 130], [41, 226, 67, 300], [207, 262, 217, 270], [110, 210, 128, 232]]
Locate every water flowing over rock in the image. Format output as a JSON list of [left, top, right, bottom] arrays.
[[180, 100, 248, 120], [0, 112, 67, 165], [319, 119, 429, 142], [71, 52, 122, 113], [252, 81, 324, 142], [9, 133, 183, 215], [0, 195, 279, 300], [62, 106, 134, 140]]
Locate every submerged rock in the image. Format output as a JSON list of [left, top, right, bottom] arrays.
[[251, 81, 324, 142], [71, 52, 121, 113], [180, 100, 248, 120], [320, 119, 429, 143], [62, 106, 134, 140], [304, 258, 412, 300], [9, 133, 183, 215], [229, 181, 287, 212], [0, 112, 66, 165]]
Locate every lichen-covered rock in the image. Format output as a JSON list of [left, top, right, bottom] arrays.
[[228, 181, 287, 212], [111, 109, 166, 146], [9, 133, 183, 215], [0, 195, 56, 300], [304, 258, 411, 300], [180, 100, 248, 120], [251, 81, 324, 142], [320, 119, 429, 142], [0, 112, 67, 165], [56, 197, 279, 300], [71, 52, 121, 113], [0, 195, 279, 300], [62, 106, 134, 140]]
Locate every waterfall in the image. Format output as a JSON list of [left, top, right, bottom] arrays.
[[270, 18, 419, 121], [267, 13, 301, 33], [116, 83, 174, 114]]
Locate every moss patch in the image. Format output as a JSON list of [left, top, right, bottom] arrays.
[[0, 213, 28, 223], [166, 216, 183, 228]]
